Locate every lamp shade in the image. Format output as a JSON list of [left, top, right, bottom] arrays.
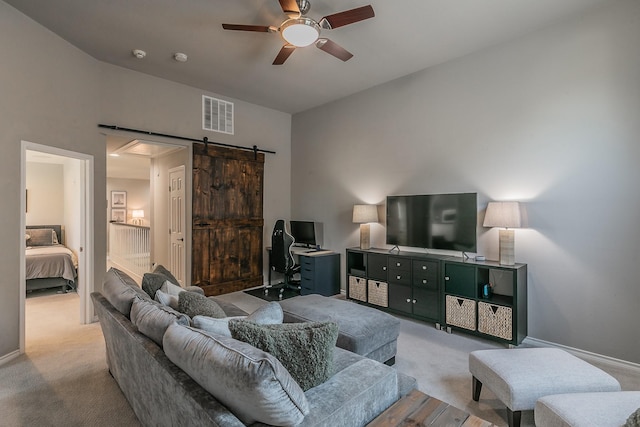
[[483, 202, 521, 229], [353, 204, 378, 224], [132, 209, 145, 219]]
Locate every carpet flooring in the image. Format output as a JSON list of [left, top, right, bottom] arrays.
[[2, 291, 639, 427]]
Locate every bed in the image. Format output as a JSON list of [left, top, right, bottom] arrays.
[[25, 225, 78, 293]]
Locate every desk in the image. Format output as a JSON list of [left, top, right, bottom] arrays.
[[267, 247, 340, 296]]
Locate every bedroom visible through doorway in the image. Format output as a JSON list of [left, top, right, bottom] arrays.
[[20, 142, 94, 354]]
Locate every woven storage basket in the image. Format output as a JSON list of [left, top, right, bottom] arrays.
[[477, 301, 512, 340], [445, 295, 476, 331], [367, 280, 388, 307], [348, 276, 367, 302]]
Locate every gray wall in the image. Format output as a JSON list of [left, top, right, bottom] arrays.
[[26, 162, 64, 225], [0, 1, 291, 360], [291, 0, 640, 363]]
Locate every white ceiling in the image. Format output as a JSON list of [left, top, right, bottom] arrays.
[[6, 0, 609, 114]]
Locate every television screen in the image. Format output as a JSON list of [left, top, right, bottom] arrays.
[[386, 193, 477, 252]]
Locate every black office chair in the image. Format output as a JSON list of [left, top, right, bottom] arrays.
[[265, 219, 301, 299]]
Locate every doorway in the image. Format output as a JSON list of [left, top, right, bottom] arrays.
[[20, 141, 94, 353], [106, 136, 190, 285]]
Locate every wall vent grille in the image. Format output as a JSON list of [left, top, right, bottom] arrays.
[[203, 95, 234, 134]]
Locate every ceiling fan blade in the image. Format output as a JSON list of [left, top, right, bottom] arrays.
[[222, 24, 273, 32], [315, 39, 353, 61], [273, 45, 296, 65], [319, 5, 374, 29], [278, 0, 301, 18]]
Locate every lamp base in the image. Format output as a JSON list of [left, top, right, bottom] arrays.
[[498, 229, 515, 265], [359, 223, 371, 250]]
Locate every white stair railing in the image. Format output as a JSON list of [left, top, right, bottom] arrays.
[[108, 223, 151, 280]]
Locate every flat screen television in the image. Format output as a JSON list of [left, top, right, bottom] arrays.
[[289, 220, 324, 249], [386, 193, 477, 252]]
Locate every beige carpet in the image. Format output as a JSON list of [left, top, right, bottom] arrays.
[[2, 290, 639, 427], [0, 292, 140, 427]]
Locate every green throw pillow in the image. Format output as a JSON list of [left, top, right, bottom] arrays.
[[228, 320, 338, 391], [178, 291, 226, 319]]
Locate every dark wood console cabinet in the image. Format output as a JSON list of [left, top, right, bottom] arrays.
[[346, 248, 528, 345], [346, 248, 449, 325]]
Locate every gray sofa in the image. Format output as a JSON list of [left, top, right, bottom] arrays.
[[93, 268, 416, 427]]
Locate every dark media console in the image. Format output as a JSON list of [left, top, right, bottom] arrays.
[[346, 247, 527, 345]]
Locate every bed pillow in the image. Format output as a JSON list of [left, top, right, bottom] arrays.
[[26, 228, 56, 246], [131, 296, 189, 346], [228, 320, 339, 391], [163, 323, 309, 426], [177, 291, 226, 318]]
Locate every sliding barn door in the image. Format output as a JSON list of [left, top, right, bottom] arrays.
[[192, 144, 264, 295]]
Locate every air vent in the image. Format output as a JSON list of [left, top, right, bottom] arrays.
[[203, 95, 234, 134]]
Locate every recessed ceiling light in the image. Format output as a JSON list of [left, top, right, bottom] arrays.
[[174, 52, 188, 62], [132, 49, 146, 59], [109, 153, 120, 157]]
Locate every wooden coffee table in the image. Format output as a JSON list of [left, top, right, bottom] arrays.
[[368, 389, 495, 427]]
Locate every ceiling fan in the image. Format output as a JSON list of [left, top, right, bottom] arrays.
[[222, 0, 374, 65]]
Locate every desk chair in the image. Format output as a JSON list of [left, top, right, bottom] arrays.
[[265, 219, 301, 299]]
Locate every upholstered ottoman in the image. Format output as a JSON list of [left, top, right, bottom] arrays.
[[279, 294, 400, 365], [469, 348, 621, 427], [535, 391, 640, 427]]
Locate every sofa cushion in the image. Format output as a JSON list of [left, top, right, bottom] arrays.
[[229, 320, 338, 391], [163, 323, 309, 426], [102, 268, 151, 317], [193, 302, 284, 337], [130, 297, 190, 346], [177, 291, 226, 318]]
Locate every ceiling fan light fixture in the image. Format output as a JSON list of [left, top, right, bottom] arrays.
[[281, 18, 320, 47]]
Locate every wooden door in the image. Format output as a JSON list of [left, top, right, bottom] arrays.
[[192, 144, 264, 295]]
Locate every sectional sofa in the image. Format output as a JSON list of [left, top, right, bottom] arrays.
[[93, 267, 416, 426]]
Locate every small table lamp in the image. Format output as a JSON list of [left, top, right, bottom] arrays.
[[483, 201, 521, 265], [131, 209, 145, 225], [353, 204, 378, 250]]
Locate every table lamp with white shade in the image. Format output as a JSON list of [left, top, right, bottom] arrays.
[[131, 209, 145, 225], [353, 204, 378, 250], [483, 201, 521, 265]]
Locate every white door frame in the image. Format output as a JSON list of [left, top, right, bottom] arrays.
[[20, 141, 94, 352]]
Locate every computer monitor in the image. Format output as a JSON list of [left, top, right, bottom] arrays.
[[289, 221, 323, 249]]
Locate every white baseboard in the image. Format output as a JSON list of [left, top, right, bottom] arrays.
[[523, 336, 640, 372], [0, 349, 21, 367]]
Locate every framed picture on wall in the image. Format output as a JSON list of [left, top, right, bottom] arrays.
[[111, 190, 127, 208], [111, 208, 126, 223]]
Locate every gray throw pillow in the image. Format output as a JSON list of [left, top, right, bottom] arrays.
[[131, 297, 189, 346], [192, 302, 284, 337], [178, 292, 226, 318], [229, 320, 338, 391], [163, 323, 309, 426], [153, 264, 180, 286], [141, 272, 168, 298], [627, 407, 640, 427]]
